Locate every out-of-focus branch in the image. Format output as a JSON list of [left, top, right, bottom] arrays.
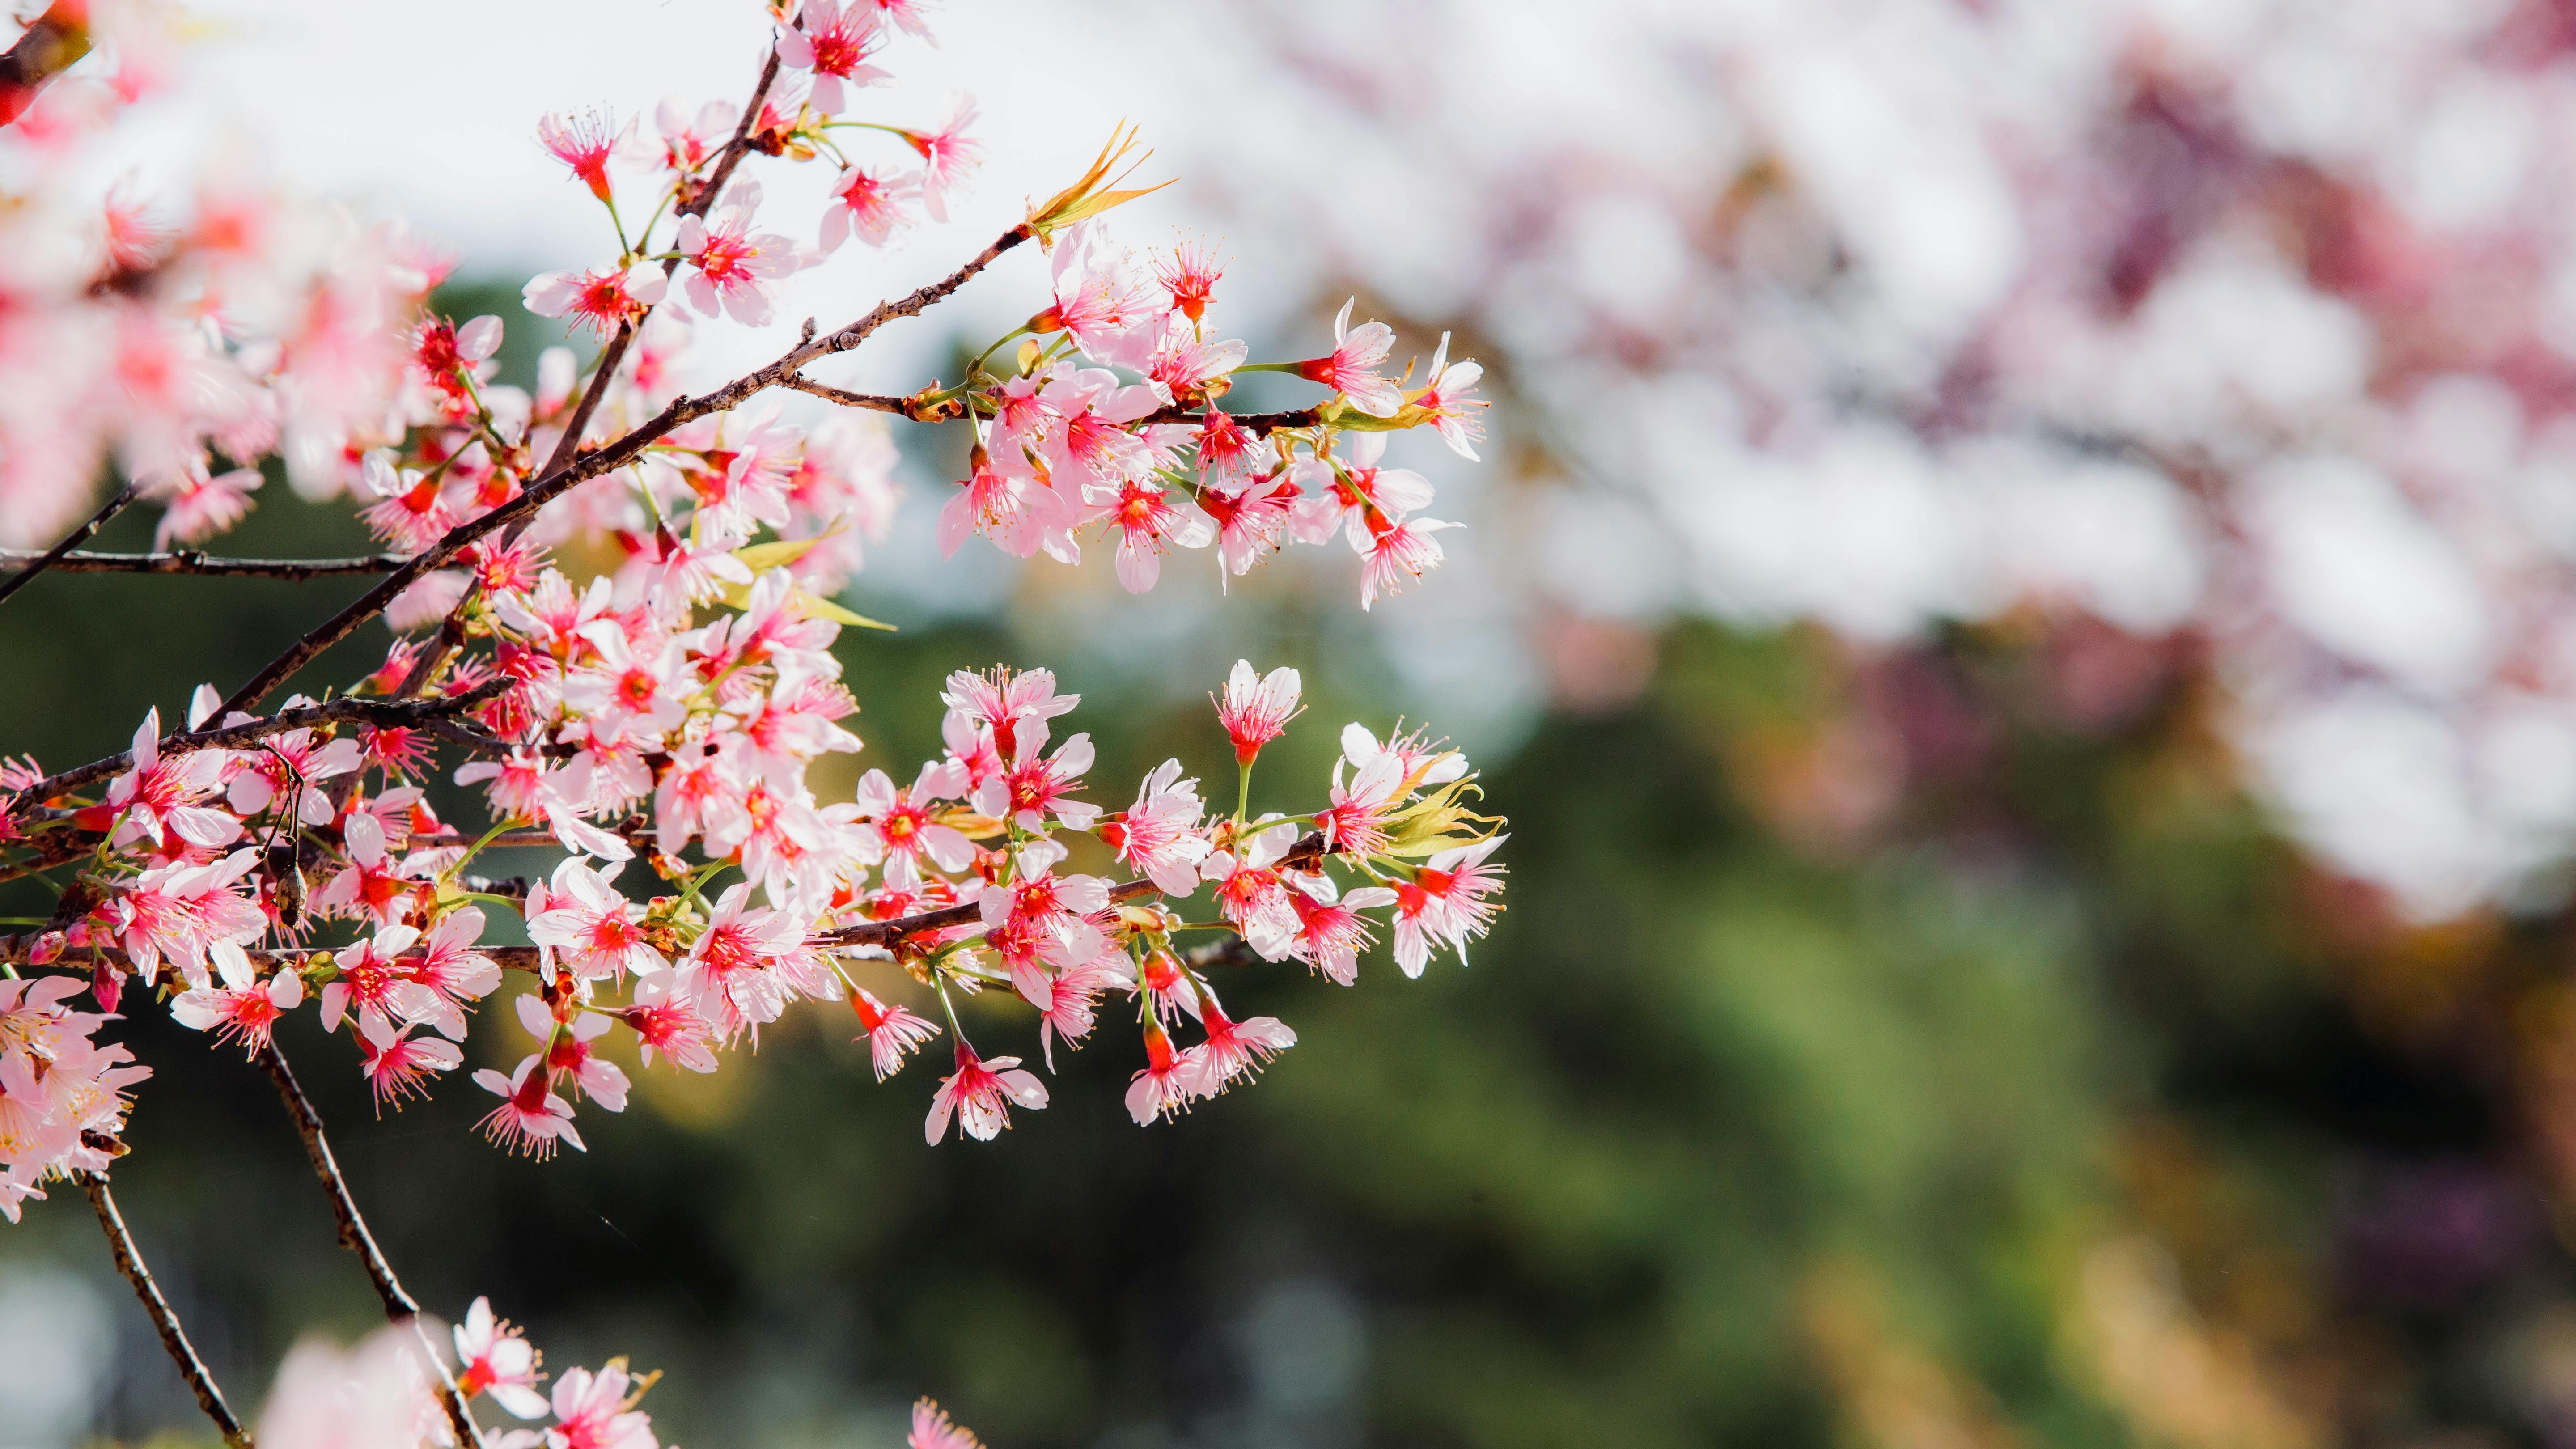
[[255, 1042, 485, 1449], [0, 481, 136, 608], [0, 548, 406, 579], [0, 1, 89, 127], [23, 678, 509, 804], [79, 1161, 254, 1449], [220, 222, 1034, 716]]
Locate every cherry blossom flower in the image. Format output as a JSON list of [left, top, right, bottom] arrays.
[[853, 762, 976, 873], [1213, 660, 1301, 765], [1283, 881, 1397, 986], [1153, 240, 1222, 323], [896, 95, 980, 222], [547, 1361, 658, 1449], [1188, 1001, 1296, 1098], [148, 465, 262, 549], [513, 995, 630, 1111], [1358, 516, 1458, 610], [1098, 759, 1213, 894], [1316, 750, 1405, 858], [523, 263, 668, 342], [925, 1042, 1048, 1144], [775, 0, 889, 115], [1124, 1021, 1199, 1125], [538, 109, 627, 204], [940, 665, 1079, 766], [909, 1399, 985, 1449], [1198, 475, 1301, 580], [676, 181, 803, 325], [1098, 479, 1212, 593], [850, 987, 940, 1080], [819, 165, 918, 250], [472, 1057, 586, 1159], [654, 97, 735, 177], [453, 1296, 550, 1419], [623, 979, 721, 1074], [168, 941, 304, 1055], [678, 882, 810, 1038], [92, 848, 265, 987], [357, 1021, 463, 1114], [1033, 224, 1164, 367], [102, 707, 238, 849], [1414, 331, 1488, 461], [1296, 298, 1402, 417], [938, 449, 1077, 561], [977, 730, 1100, 832], [526, 860, 666, 981]]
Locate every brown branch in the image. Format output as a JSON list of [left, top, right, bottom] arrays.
[[1135, 403, 1326, 436], [219, 222, 1034, 716], [0, 1, 89, 126], [79, 1165, 254, 1449], [0, 481, 136, 607], [782, 377, 921, 416], [0, 548, 406, 579], [25, 678, 510, 804], [256, 1042, 485, 1448]]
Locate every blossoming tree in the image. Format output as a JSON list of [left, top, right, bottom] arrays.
[[0, 1, 1504, 1443]]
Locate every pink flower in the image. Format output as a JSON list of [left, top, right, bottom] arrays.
[[523, 263, 668, 342], [677, 882, 809, 1038], [1097, 758, 1212, 894], [1295, 432, 1435, 548], [897, 95, 981, 223], [850, 987, 940, 1080], [104, 707, 239, 849], [1099, 479, 1213, 593], [168, 941, 305, 1056], [937, 451, 1077, 561], [1415, 331, 1489, 460], [471, 1058, 586, 1159], [317, 924, 441, 1042], [1200, 822, 1300, 953], [975, 731, 1101, 832], [538, 109, 628, 203], [676, 181, 804, 325], [1283, 882, 1397, 986], [453, 1296, 550, 1419], [1154, 240, 1222, 323], [939, 665, 1079, 767], [525, 860, 666, 981], [623, 978, 721, 1073], [1358, 516, 1458, 610], [1145, 320, 1247, 402], [1316, 750, 1406, 858], [925, 1043, 1048, 1144], [1296, 297, 1402, 416], [149, 465, 261, 549], [1032, 224, 1163, 367], [548, 1362, 658, 1449], [1189, 1002, 1296, 1097], [655, 97, 736, 177], [853, 762, 976, 873], [92, 849, 266, 987], [819, 165, 918, 250], [511, 995, 630, 1111], [559, 623, 690, 748], [775, 0, 889, 115], [1124, 1021, 1200, 1125], [356, 1022, 463, 1114], [909, 1399, 984, 1449], [1212, 659, 1301, 765], [1197, 475, 1301, 580], [1391, 834, 1508, 975]]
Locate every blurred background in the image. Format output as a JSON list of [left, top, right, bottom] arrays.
[[19, 0, 2576, 1445]]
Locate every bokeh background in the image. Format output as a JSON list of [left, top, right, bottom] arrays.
[[18, 0, 2576, 1445]]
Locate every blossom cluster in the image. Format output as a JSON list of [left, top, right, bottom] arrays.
[[0, 974, 147, 1221], [0, 0, 436, 550], [0, 0, 1504, 1196], [251, 1289, 992, 1449]]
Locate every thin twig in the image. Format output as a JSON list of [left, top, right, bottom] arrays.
[[219, 222, 1034, 717], [0, 549, 406, 578], [0, 481, 137, 607], [1136, 403, 1326, 435], [782, 377, 920, 416], [255, 1042, 485, 1449], [80, 1166, 254, 1449], [24, 678, 510, 804]]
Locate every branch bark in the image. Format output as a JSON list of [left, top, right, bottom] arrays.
[[80, 1165, 254, 1449], [0, 481, 137, 607], [0, 549, 406, 578], [255, 1042, 485, 1448]]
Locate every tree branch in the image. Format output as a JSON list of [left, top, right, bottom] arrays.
[[80, 1163, 254, 1449], [0, 549, 406, 579], [1136, 403, 1326, 435], [23, 678, 510, 805], [219, 222, 1033, 716], [781, 377, 920, 416], [0, 481, 137, 608], [255, 1042, 485, 1449]]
